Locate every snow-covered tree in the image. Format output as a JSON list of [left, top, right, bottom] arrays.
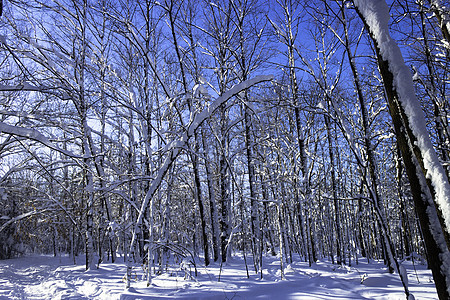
[[354, 0, 450, 298]]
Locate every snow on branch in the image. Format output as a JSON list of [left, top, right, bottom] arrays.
[[0, 83, 69, 99], [0, 209, 48, 233], [0, 83, 47, 92], [0, 121, 81, 158]]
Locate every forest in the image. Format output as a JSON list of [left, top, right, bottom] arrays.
[[0, 0, 449, 299]]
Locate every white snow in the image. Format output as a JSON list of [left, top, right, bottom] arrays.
[[0, 254, 439, 299]]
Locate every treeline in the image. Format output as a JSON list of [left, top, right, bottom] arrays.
[[0, 0, 449, 298]]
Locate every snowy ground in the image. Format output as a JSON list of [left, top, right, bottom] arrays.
[[0, 254, 438, 299]]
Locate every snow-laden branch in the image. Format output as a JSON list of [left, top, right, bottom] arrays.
[[0, 121, 81, 158], [127, 74, 273, 262], [0, 210, 48, 233], [0, 83, 47, 92], [0, 83, 70, 101]]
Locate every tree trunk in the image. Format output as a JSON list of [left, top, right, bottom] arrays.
[[203, 126, 220, 262], [323, 112, 343, 265]]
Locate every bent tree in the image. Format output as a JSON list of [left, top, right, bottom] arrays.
[[353, 0, 450, 299]]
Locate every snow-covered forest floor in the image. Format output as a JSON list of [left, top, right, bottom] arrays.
[[0, 254, 438, 299]]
